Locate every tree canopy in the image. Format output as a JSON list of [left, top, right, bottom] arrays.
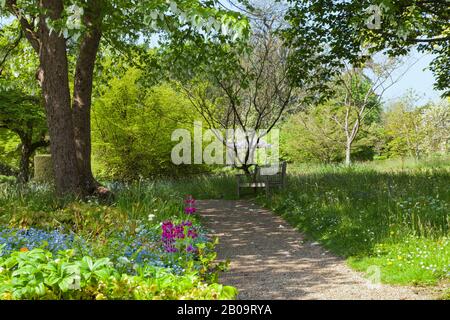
[[283, 0, 450, 96]]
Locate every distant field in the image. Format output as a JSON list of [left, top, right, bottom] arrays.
[[287, 155, 450, 174]]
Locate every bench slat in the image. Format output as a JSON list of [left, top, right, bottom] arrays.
[[236, 161, 287, 198], [240, 182, 267, 188]]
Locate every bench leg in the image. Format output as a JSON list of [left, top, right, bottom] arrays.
[[237, 183, 240, 199]]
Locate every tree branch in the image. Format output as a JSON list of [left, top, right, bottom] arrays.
[[5, 0, 40, 53]]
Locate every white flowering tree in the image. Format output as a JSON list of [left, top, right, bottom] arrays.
[[420, 100, 450, 155]]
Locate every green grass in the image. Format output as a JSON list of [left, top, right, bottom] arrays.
[[0, 180, 193, 230], [257, 164, 450, 287], [288, 155, 450, 174], [159, 174, 239, 200], [1, 160, 448, 293], [0, 175, 239, 234], [157, 160, 449, 289], [348, 237, 449, 285]]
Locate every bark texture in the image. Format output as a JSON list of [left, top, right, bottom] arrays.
[[38, 0, 81, 195], [7, 0, 105, 196], [72, 2, 103, 193]]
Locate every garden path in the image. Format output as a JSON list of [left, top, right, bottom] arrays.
[[198, 200, 434, 300]]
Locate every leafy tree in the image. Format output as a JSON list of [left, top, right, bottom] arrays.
[[172, 5, 297, 173], [91, 68, 200, 180], [330, 59, 399, 165], [282, 0, 450, 96], [281, 103, 345, 163], [281, 98, 380, 164], [382, 95, 449, 162], [420, 99, 450, 155], [1, 0, 247, 195], [0, 24, 48, 182], [0, 130, 20, 175], [384, 94, 426, 161], [0, 82, 49, 182]]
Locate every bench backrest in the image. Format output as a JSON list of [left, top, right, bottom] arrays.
[[256, 161, 287, 187]]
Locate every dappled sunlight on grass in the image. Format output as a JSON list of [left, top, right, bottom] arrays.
[[257, 167, 450, 286]]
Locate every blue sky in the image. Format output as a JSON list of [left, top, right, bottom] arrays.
[[378, 50, 445, 107]]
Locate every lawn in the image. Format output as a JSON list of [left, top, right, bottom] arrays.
[[256, 164, 449, 287]]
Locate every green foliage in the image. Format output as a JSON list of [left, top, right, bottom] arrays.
[[0, 179, 187, 235], [281, 73, 382, 163], [92, 68, 203, 180], [0, 248, 236, 300], [348, 237, 449, 285], [0, 77, 47, 149], [0, 175, 15, 184], [0, 23, 48, 179], [383, 96, 450, 160], [166, 174, 239, 200], [0, 130, 20, 169], [281, 104, 345, 163], [0, 180, 238, 300], [0, 21, 39, 92], [283, 0, 450, 96]]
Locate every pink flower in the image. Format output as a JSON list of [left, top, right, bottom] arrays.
[[184, 195, 197, 215], [184, 207, 197, 214], [161, 220, 198, 253]]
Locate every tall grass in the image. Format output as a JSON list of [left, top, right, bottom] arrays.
[[261, 169, 449, 253], [0, 175, 237, 229], [288, 155, 450, 174], [258, 164, 450, 285]]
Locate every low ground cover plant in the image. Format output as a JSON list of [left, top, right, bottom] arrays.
[[0, 182, 236, 300]]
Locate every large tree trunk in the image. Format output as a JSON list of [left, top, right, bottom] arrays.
[[8, 0, 105, 196], [18, 132, 32, 183], [18, 135, 49, 183], [72, 8, 102, 193], [38, 0, 81, 195]]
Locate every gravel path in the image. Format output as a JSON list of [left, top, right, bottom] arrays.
[[198, 200, 434, 300]]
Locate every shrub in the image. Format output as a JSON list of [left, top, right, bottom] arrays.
[[0, 175, 16, 184]]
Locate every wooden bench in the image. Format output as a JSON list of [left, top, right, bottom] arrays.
[[236, 161, 287, 198]]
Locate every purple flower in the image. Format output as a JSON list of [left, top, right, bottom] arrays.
[[161, 220, 198, 253], [184, 195, 197, 215], [184, 207, 197, 214], [186, 244, 196, 253]]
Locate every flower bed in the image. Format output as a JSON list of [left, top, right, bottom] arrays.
[[0, 187, 236, 300]]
